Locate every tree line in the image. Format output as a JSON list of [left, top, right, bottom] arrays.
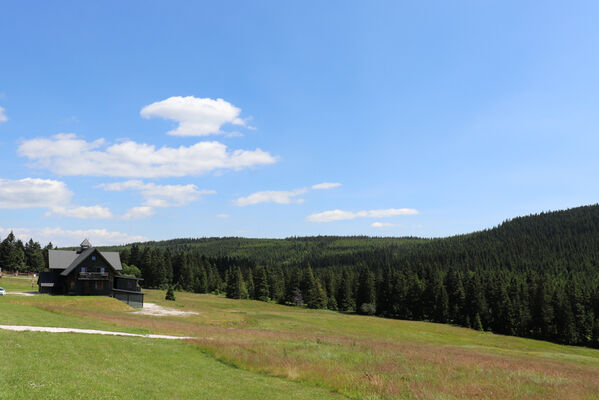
[[0, 232, 51, 273], [118, 204, 599, 348]]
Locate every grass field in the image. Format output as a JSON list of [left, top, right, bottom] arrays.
[[1, 275, 599, 399]]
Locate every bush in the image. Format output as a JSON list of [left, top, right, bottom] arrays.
[[165, 286, 176, 301], [359, 303, 376, 315]]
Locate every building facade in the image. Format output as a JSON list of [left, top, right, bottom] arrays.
[[38, 239, 144, 308]]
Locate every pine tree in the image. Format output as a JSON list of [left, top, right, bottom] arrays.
[[226, 267, 248, 299], [307, 279, 327, 309], [337, 271, 354, 312], [254, 265, 270, 302], [165, 285, 176, 301], [356, 266, 376, 314]]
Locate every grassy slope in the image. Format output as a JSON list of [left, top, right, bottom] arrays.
[[1, 276, 599, 399]]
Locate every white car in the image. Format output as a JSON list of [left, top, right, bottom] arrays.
[[0, 287, 5, 296]]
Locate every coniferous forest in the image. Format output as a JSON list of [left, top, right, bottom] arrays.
[[3, 204, 599, 347]]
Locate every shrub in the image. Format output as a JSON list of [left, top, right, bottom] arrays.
[[359, 303, 376, 315], [165, 286, 176, 301]]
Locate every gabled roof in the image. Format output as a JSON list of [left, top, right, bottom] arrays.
[[60, 247, 96, 276], [80, 239, 92, 248], [48, 248, 123, 275]]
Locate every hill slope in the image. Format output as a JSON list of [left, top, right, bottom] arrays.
[[96, 205, 599, 347], [1, 276, 599, 400]]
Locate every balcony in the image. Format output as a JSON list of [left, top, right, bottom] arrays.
[[78, 272, 110, 280]]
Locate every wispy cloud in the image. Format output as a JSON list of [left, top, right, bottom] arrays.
[[122, 206, 155, 220], [49, 205, 114, 219], [140, 96, 246, 136], [18, 133, 277, 178], [216, 213, 230, 218], [307, 208, 419, 222], [235, 181, 341, 206], [98, 180, 215, 207], [0, 106, 7, 123], [98, 180, 215, 220], [312, 182, 341, 190], [234, 188, 308, 206], [371, 221, 396, 228]]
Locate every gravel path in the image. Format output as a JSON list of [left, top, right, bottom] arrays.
[[0, 325, 196, 340], [133, 302, 199, 317]]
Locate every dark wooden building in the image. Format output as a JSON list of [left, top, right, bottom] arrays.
[[38, 239, 144, 308]]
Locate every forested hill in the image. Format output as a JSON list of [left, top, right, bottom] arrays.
[[82, 204, 599, 348], [103, 203, 599, 273]]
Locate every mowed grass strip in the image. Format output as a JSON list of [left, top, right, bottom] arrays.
[[0, 330, 345, 400], [0, 276, 37, 292]]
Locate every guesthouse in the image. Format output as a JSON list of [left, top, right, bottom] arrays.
[[38, 239, 144, 308]]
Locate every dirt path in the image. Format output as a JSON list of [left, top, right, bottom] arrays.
[[0, 325, 196, 340]]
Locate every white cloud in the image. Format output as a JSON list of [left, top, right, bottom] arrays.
[[371, 222, 396, 228], [98, 180, 215, 207], [98, 180, 215, 220], [122, 206, 155, 220], [311, 182, 341, 190], [234, 181, 341, 207], [234, 188, 308, 206], [0, 178, 111, 219], [0, 226, 147, 247], [140, 96, 245, 136], [50, 205, 114, 219], [0, 178, 71, 209], [18, 133, 277, 178], [216, 214, 229, 218], [307, 208, 419, 222], [0, 106, 7, 123]]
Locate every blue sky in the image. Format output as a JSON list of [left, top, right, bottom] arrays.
[[0, 1, 598, 245]]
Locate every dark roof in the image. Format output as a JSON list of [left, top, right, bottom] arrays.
[[48, 248, 122, 274], [48, 250, 79, 270]]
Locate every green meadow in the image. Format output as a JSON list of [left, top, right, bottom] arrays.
[[1, 276, 599, 400]]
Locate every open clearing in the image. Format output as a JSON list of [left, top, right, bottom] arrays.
[[1, 275, 599, 399]]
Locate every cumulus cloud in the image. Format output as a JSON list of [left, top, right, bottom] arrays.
[[18, 133, 277, 178], [98, 180, 215, 207], [307, 208, 419, 222], [0, 226, 147, 247], [0, 178, 112, 219], [0, 106, 7, 123], [140, 96, 245, 136], [0, 178, 71, 209], [234, 188, 308, 206], [311, 182, 341, 190], [371, 222, 396, 228]]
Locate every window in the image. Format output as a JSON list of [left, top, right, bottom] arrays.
[[91, 256, 96, 261], [81, 267, 86, 273], [95, 281, 104, 289], [100, 267, 105, 273]]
